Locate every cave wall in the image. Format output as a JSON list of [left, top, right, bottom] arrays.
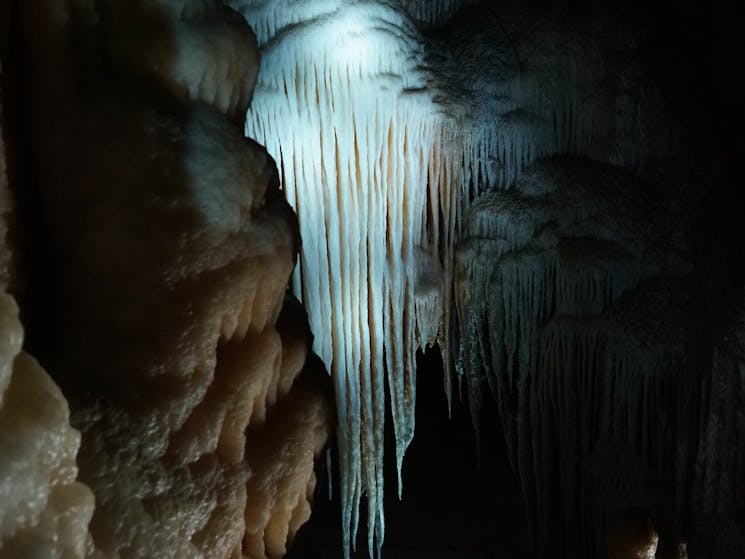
[[1, 2, 334, 558]]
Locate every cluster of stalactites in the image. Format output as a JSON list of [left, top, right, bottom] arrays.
[[229, 1, 673, 557], [454, 157, 693, 556], [232, 2, 459, 557]]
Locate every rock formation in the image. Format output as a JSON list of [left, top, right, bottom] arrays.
[[1, 1, 742, 558], [1, 1, 334, 557]]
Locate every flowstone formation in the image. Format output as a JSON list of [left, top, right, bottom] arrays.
[[1, 1, 334, 557]]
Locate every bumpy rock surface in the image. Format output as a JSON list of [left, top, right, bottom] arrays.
[[1, 60, 98, 559], [1, 2, 334, 558]]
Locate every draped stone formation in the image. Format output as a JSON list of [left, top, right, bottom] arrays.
[[2, 1, 741, 557], [228, 2, 688, 556]]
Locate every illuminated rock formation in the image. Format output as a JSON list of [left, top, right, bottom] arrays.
[[227, 2, 682, 556], [2, 1, 334, 557], [231, 3, 451, 554], [2, 1, 741, 558]]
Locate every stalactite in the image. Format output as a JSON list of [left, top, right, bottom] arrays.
[[7, 1, 735, 557], [227, 2, 675, 555], [455, 156, 698, 556], [231, 4, 457, 555]]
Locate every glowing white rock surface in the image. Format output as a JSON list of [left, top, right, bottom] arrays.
[[225, 1, 680, 555], [231, 2, 459, 555]]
